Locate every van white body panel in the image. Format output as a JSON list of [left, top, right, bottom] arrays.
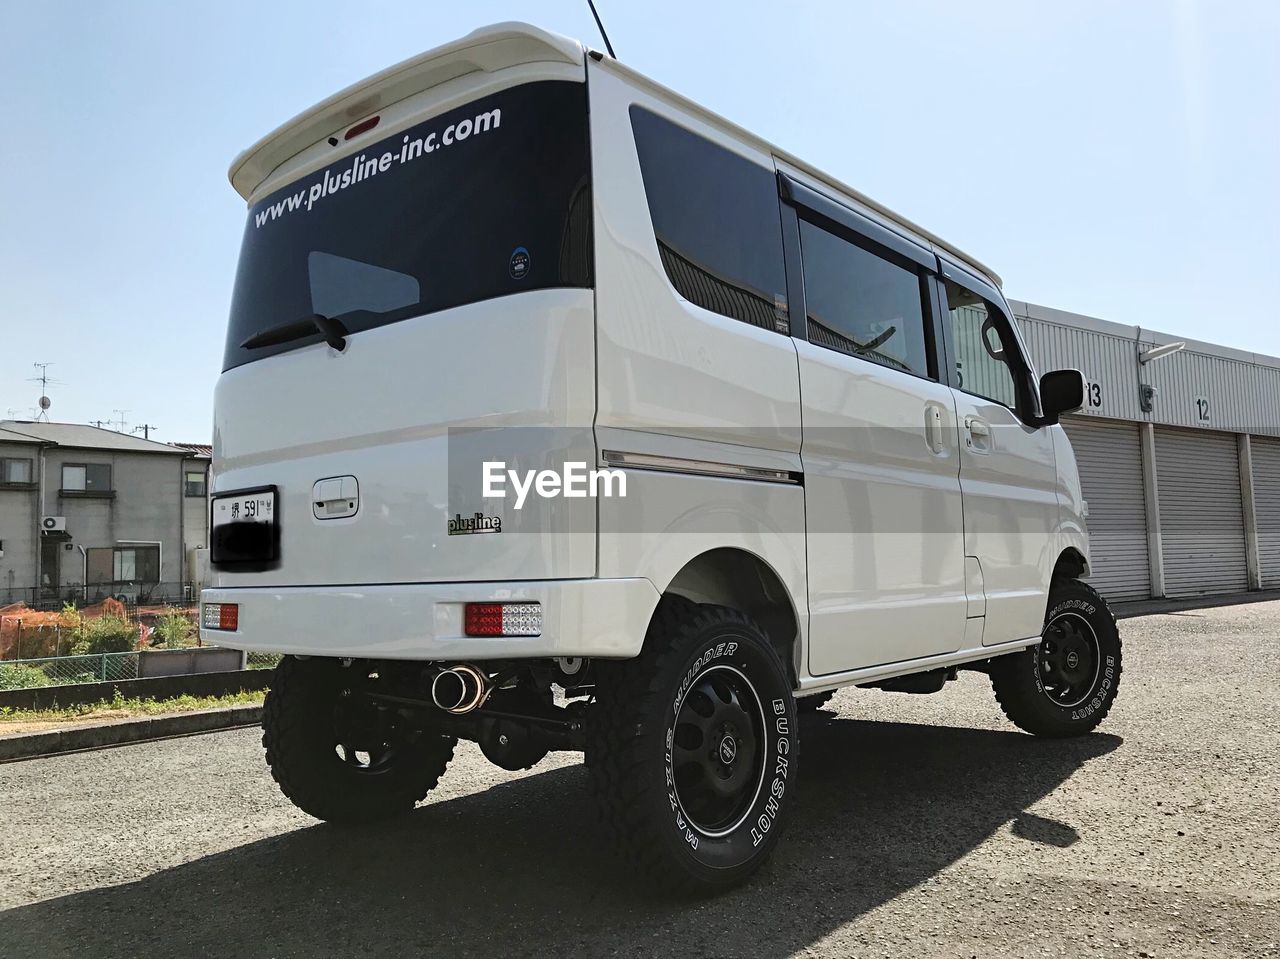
[[210, 288, 596, 587], [951, 392, 1062, 645], [1051, 425, 1091, 575], [796, 339, 968, 674], [202, 577, 659, 660], [588, 64, 803, 464], [587, 60, 810, 668]]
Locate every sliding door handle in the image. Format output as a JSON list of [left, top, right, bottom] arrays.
[[924, 404, 946, 455]]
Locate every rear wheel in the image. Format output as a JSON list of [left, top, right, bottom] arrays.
[[588, 602, 798, 894], [990, 579, 1122, 737], [263, 656, 455, 822]]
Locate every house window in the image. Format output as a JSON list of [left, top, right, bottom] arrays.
[[114, 546, 160, 582], [87, 545, 160, 583], [0, 457, 32, 484], [184, 470, 207, 497], [62, 463, 112, 492]]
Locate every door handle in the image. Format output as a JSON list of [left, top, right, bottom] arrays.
[[965, 416, 992, 454], [924, 404, 946, 455]]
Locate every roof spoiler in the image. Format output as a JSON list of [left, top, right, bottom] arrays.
[[228, 22, 583, 201]]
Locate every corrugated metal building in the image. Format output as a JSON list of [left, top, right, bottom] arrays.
[[1012, 301, 1280, 601]]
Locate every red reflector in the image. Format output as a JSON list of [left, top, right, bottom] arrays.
[[464, 603, 504, 637], [344, 115, 380, 140], [220, 604, 239, 631]]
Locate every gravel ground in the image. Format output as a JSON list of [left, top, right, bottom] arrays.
[[1, 601, 1276, 959]]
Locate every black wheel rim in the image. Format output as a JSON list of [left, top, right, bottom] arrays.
[[671, 664, 767, 837], [331, 691, 398, 776], [1038, 612, 1101, 708]]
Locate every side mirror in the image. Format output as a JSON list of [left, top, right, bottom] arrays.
[[1037, 369, 1085, 426]]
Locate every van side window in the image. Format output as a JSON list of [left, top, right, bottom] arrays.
[[944, 280, 1020, 410], [630, 107, 788, 332], [798, 219, 930, 377]]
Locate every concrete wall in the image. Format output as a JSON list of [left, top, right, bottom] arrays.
[[0, 666, 270, 711], [0, 439, 39, 599]]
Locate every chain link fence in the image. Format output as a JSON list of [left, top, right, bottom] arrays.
[[0, 581, 200, 612], [0, 649, 282, 690], [244, 651, 283, 670], [0, 652, 140, 691]]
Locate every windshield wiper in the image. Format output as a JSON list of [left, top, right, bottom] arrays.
[[240, 313, 349, 352]]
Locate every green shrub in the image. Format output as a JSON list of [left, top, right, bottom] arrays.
[[59, 602, 82, 630], [0, 663, 55, 691], [72, 616, 138, 656], [153, 608, 197, 649]]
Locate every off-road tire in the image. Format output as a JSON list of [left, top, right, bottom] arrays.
[[797, 690, 837, 713], [990, 578, 1122, 737], [587, 602, 798, 895], [263, 656, 455, 823]]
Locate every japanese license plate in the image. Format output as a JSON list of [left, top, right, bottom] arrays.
[[212, 489, 276, 530]]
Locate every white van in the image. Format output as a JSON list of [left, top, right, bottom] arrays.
[[204, 22, 1120, 893]]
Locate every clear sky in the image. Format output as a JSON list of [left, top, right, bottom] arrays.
[[2, 1, 1277, 441]]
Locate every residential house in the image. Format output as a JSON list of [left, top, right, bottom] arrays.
[[0, 421, 209, 607]]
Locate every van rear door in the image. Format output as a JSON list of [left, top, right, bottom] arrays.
[[211, 77, 595, 587]]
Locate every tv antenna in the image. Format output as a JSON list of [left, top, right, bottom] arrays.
[[28, 362, 61, 422], [586, 0, 616, 58], [112, 409, 130, 433]]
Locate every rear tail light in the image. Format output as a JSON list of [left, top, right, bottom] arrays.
[[202, 603, 239, 631], [464, 602, 542, 637]]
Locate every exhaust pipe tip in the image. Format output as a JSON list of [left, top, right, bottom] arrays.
[[431, 669, 468, 712], [431, 664, 489, 714]]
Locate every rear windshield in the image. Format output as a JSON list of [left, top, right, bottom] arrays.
[[224, 80, 592, 371]]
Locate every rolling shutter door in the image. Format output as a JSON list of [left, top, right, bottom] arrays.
[[1252, 436, 1280, 588], [1062, 417, 1151, 601], [1155, 427, 1248, 596]]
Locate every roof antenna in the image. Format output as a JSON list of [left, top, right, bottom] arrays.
[[586, 0, 616, 58]]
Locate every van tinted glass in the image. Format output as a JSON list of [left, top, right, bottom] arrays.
[[799, 220, 930, 377], [629, 106, 787, 332], [225, 81, 592, 371]]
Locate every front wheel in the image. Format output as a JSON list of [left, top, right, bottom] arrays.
[[588, 603, 798, 894], [990, 579, 1122, 737]]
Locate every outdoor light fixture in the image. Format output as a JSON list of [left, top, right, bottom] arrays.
[[1139, 384, 1159, 413], [1139, 341, 1186, 364]]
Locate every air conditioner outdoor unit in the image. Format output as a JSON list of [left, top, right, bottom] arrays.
[[41, 516, 67, 532]]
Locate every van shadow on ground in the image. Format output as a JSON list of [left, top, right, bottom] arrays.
[[0, 715, 1119, 959]]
